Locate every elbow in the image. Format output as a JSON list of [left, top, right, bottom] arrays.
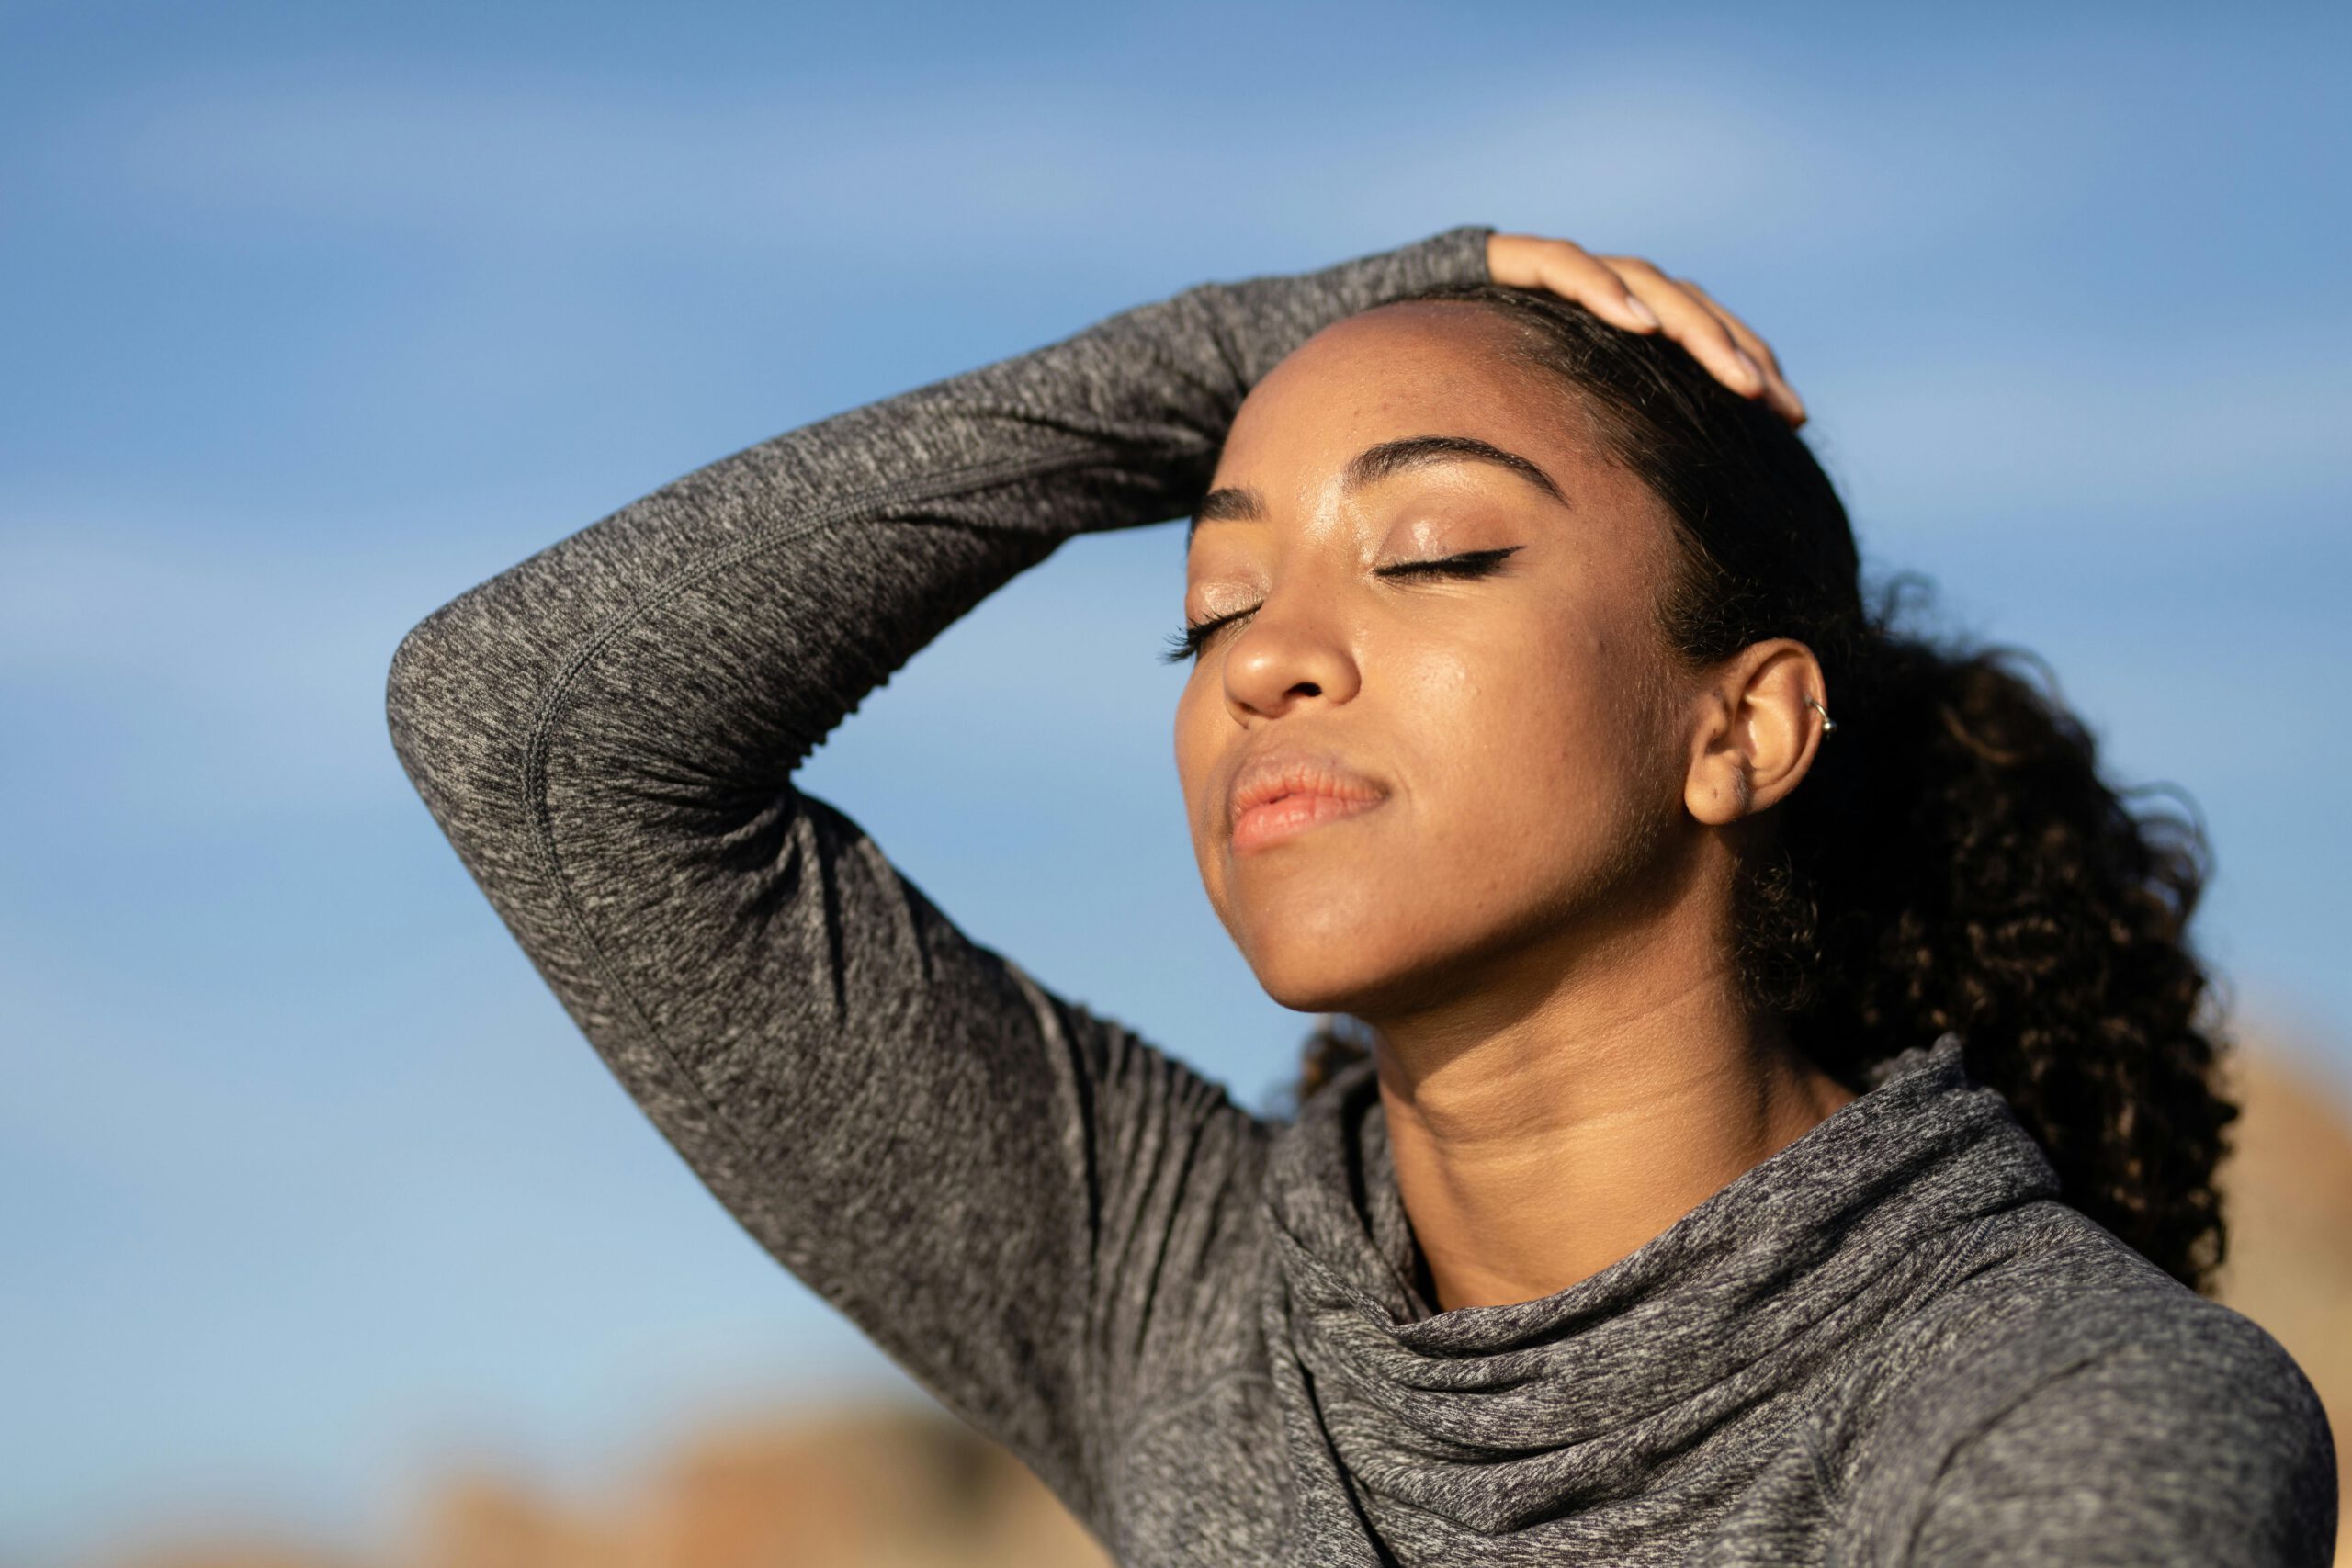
[[385, 587, 509, 801], [385, 599, 458, 791], [384, 570, 591, 840]]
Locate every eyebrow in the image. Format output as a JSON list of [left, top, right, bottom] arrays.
[[1187, 434, 1569, 545]]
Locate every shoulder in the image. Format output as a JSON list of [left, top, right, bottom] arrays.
[[1901, 1304, 2337, 1565], [1865, 1201, 2339, 1565]]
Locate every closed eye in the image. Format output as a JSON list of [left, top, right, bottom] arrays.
[[1159, 546, 1524, 665], [1374, 546, 1524, 581]]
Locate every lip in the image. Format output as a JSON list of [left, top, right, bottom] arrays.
[[1227, 746, 1390, 856]]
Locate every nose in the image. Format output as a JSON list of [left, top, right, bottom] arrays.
[[1220, 583, 1362, 723]]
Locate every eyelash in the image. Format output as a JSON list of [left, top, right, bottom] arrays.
[[1158, 547, 1524, 665]]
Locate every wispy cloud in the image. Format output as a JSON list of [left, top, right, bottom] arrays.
[[1815, 333, 2352, 536], [0, 514, 452, 817], [45, 52, 2104, 271]]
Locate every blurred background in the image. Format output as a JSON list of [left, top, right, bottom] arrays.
[[5, 2, 2347, 1563]]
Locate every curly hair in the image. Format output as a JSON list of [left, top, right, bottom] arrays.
[[1286, 280, 2237, 1294]]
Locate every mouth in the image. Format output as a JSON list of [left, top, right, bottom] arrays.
[[1231, 789, 1388, 854], [1227, 751, 1390, 856]]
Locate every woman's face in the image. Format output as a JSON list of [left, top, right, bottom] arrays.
[[1172, 301, 1697, 1022]]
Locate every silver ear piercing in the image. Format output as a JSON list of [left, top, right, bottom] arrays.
[[1806, 694, 1837, 735]]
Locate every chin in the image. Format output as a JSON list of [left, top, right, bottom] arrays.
[[1249, 958, 1366, 1017], [1234, 905, 1440, 1018]]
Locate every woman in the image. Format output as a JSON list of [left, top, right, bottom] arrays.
[[385, 225, 2336, 1564]]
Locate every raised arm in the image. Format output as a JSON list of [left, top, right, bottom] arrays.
[[381, 224, 1495, 1532]]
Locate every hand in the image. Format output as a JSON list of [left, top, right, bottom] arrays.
[[1485, 233, 1807, 427]]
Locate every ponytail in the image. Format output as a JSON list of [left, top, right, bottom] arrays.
[[1747, 584, 2233, 1289]]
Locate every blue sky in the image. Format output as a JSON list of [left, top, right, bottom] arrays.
[[4, 2, 2347, 1560]]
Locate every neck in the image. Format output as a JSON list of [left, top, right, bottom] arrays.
[[1363, 900, 1855, 1314]]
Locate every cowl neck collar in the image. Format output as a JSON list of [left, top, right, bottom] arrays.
[[1256, 1031, 2062, 1557]]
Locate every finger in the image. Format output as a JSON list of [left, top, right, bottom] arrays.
[[1676, 277, 1806, 425], [1672, 279, 1784, 378], [1487, 234, 1664, 335], [1596, 255, 1768, 401]]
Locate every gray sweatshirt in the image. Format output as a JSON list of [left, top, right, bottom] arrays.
[[384, 224, 2337, 1565]]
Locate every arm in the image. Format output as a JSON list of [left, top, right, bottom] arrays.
[[1904, 1316, 2338, 1566], [381, 224, 1495, 1531]]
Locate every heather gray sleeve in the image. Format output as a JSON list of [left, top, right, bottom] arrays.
[[382, 224, 1496, 1532], [1904, 1305, 2338, 1566]]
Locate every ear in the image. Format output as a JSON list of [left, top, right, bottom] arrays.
[[1681, 638, 1828, 827]]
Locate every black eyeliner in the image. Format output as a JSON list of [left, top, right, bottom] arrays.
[[1160, 547, 1523, 666]]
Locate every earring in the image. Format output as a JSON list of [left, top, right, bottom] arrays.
[[1806, 694, 1838, 735]]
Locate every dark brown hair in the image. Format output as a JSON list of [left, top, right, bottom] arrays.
[[1285, 280, 2237, 1294]]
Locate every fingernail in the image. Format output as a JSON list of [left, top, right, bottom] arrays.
[[1623, 295, 1660, 328], [1734, 348, 1767, 390]]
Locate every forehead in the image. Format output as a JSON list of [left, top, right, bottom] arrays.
[[1216, 301, 1593, 486]]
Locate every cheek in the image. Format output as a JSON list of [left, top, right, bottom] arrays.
[[1171, 675, 1216, 797], [1396, 614, 1663, 894], [1170, 678, 1227, 874]]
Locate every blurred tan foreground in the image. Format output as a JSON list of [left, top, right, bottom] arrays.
[[93, 1036, 2351, 1568]]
